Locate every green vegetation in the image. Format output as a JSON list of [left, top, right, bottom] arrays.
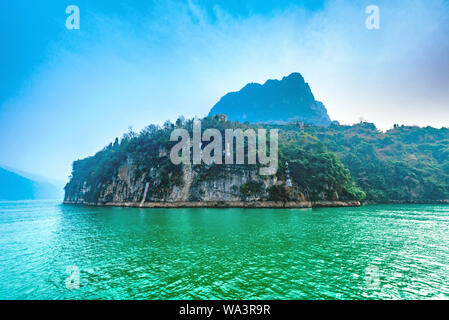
[[65, 117, 449, 204], [240, 181, 264, 199], [312, 122, 449, 202]]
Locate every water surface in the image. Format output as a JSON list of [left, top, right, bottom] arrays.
[[1, 200, 448, 299]]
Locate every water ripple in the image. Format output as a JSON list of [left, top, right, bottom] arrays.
[[0, 202, 449, 299]]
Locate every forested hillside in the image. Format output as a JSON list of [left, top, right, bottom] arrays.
[[64, 117, 363, 205], [64, 116, 449, 205], [314, 122, 449, 202]]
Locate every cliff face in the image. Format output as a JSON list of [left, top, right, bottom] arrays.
[[64, 154, 361, 208], [64, 157, 307, 206]]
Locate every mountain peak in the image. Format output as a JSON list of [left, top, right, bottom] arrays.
[[209, 73, 330, 126], [282, 72, 305, 82]]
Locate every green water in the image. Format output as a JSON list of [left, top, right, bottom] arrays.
[[1, 200, 449, 300]]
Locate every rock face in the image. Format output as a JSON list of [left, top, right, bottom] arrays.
[[209, 73, 331, 126], [66, 159, 279, 204], [64, 156, 359, 208]]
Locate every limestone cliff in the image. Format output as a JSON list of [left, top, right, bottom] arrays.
[[64, 156, 314, 207], [64, 154, 361, 208]]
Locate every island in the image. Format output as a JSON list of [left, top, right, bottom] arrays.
[[64, 73, 449, 207]]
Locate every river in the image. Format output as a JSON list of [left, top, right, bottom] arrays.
[[1, 200, 448, 299]]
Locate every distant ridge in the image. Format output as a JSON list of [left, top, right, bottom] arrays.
[[0, 166, 62, 200], [209, 72, 331, 126]]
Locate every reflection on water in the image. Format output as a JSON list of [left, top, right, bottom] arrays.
[[0, 200, 449, 299]]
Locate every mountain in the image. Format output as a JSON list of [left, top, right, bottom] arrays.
[[64, 118, 449, 207], [63, 72, 449, 207], [0, 164, 65, 190], [0, 167, 62, 200], [64, 118, 364, 208], [209, 73, 331, 126]]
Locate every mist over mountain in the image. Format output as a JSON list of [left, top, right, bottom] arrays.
[[0, 167, 62, 200], [209, 73, 331, 126]]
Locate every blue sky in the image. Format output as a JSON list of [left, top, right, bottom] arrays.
[[0, 0, 448, 181]]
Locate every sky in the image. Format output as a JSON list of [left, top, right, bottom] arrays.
[[0, 0, 448, 182]]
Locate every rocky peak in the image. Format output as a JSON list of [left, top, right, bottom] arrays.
[[209, 72, 331, 126]]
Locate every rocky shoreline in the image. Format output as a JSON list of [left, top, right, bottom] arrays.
[[62, 200, 449, 208], [63, 200, 361, 208]]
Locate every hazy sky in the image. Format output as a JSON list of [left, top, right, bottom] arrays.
[[0, 0, 448, 181]]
